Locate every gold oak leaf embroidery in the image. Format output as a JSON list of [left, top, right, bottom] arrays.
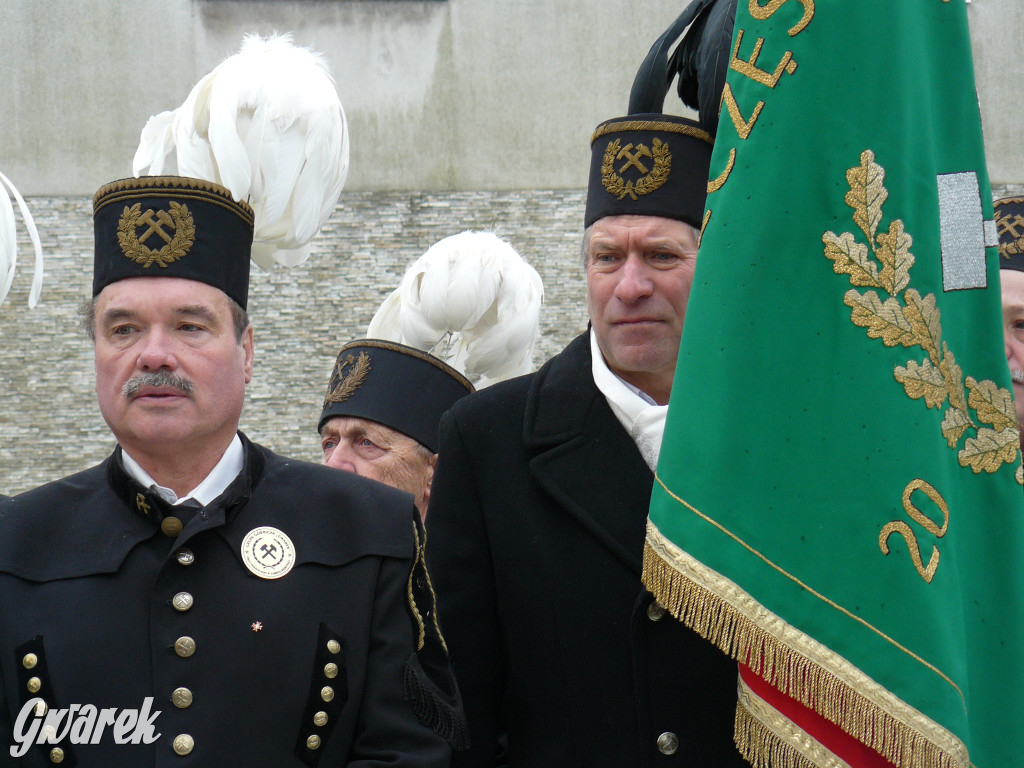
[[843, 290, 915, 347], [823, 149, 1021, 478], [960, 428, 1019, 474], [967, 377, 1017, 433], [824, 231, 879, 287], [876, 220, 914, 296]]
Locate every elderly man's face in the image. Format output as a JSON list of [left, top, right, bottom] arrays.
[[585, 214, 699, 405], [320, 416, 436, 519], [93, 276, 253, 458], [1001, 269, 1024, 439]]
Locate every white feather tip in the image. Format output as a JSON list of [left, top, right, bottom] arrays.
[[133, 31, 349, 270], [0, 171, 44, 309], [367, 231, 544, 387]]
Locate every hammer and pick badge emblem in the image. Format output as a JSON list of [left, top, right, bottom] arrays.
[[996, 203, 1024, 260], [241, 526, 296, 579], [117, 201, 196, 268], [601, 137, 672, 201], [323, 350, 371, 408]]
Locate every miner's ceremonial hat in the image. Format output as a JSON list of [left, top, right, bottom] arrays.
[[584, 0, 735, 230], [585, 116, 713, 229], [92, 176, 255, 309], [995, 197, 1024, 273], [319, 340, 474, 452]]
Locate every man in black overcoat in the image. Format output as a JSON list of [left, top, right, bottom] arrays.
[[0, 177, 457, 766], [425, 79, 747, 768]]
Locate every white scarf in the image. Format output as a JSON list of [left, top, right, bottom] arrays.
[[590, 329, 667, 472], [121, 433, 244, 506]]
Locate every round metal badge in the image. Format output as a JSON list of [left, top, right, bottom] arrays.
[[240, 526, 296, 579]]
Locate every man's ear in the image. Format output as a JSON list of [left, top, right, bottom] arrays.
[[242, 325, 254, 383], [421, 453, 439, 514]]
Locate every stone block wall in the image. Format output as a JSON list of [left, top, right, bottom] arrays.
[[0, 190, 590, 494]]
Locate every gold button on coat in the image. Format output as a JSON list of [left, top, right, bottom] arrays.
[[22, 653, 37, 669], [33, 700, 48, 716], [174, 636, 196, 658], [306, 734, 322, 750], [49, 747, 64, 763], [657, 731, 679, 755], [176, 548, 195, 565], [320, 685, 334, 702], [313, 711, 328, 727], [327, 639, 341, 654], [26, 677, 41, 693], [161, 516, 184, 537], [171, 687, 193, 708], [172, 734, 194, 755], [324, 662, 338, 679], [647, 600, 667, 621], [172, 592, 194, 612]]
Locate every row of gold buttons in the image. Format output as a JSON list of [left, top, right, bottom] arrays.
[[171, 547, 195, 756]]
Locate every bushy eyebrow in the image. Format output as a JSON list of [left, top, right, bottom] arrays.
[[99, 303, 221, 328], [99, 307, 137, 327], [589, 237, 693, 254], [175, 304, 220, 326]]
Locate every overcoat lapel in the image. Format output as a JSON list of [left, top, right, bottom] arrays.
[[523, 333, 654, 573]]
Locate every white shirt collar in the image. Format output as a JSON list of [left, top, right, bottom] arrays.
[[120, 434, 244, 506], [590, 329, 668, 471]]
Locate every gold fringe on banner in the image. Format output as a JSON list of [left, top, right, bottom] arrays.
[[735, 676, 853, 768], [643, 520, 968, 768]]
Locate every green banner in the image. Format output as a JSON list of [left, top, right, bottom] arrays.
[[644, 2, 1024, 767]]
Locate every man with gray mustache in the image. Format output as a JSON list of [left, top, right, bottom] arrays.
[[121, 370, 194, 399], [0, 177, 458, 766]]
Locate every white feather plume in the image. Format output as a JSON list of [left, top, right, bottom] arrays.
[[133, 32, 349, 270], [367, 231, 544, 388], [0, 170, 43, 308]]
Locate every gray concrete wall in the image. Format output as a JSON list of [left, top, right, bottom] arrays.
[[0, 0, 697, 195], [1, 1, 1019, 195]]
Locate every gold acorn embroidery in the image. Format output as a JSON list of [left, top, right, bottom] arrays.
[[118, 202, 196, 268], [323, 351, 371, 408], [601, 137, 671, 201], [823, 149, 1021, 483]]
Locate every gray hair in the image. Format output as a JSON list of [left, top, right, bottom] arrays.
[[78, 293, 250, 342]]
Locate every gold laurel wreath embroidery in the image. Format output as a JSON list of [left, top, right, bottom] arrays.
[[117, 202, 196, 268], [601, 137, 672, 201], [996, 209, 1024, 261], [823, 150, 1022, 483], [323, 351, 371, 408]]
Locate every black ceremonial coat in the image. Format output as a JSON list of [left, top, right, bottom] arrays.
[[0, 434, 452, 767], [426, 332, 745, 767]]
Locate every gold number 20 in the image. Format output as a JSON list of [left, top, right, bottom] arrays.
[[878, 479, 949, 583]]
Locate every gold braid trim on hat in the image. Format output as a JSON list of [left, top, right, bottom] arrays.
[[340, 339, 474, 393], [93, 176, 254, 224], [591, 120, 713, 146], [643, 515, 968, 768]]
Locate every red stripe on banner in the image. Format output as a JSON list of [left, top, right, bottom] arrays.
[[739, 664, 896, 768]]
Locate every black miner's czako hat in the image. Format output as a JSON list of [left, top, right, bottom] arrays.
[[584, 0, 735, 231], [319, 340, 474, 453], [93, 176, 255, 309]]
